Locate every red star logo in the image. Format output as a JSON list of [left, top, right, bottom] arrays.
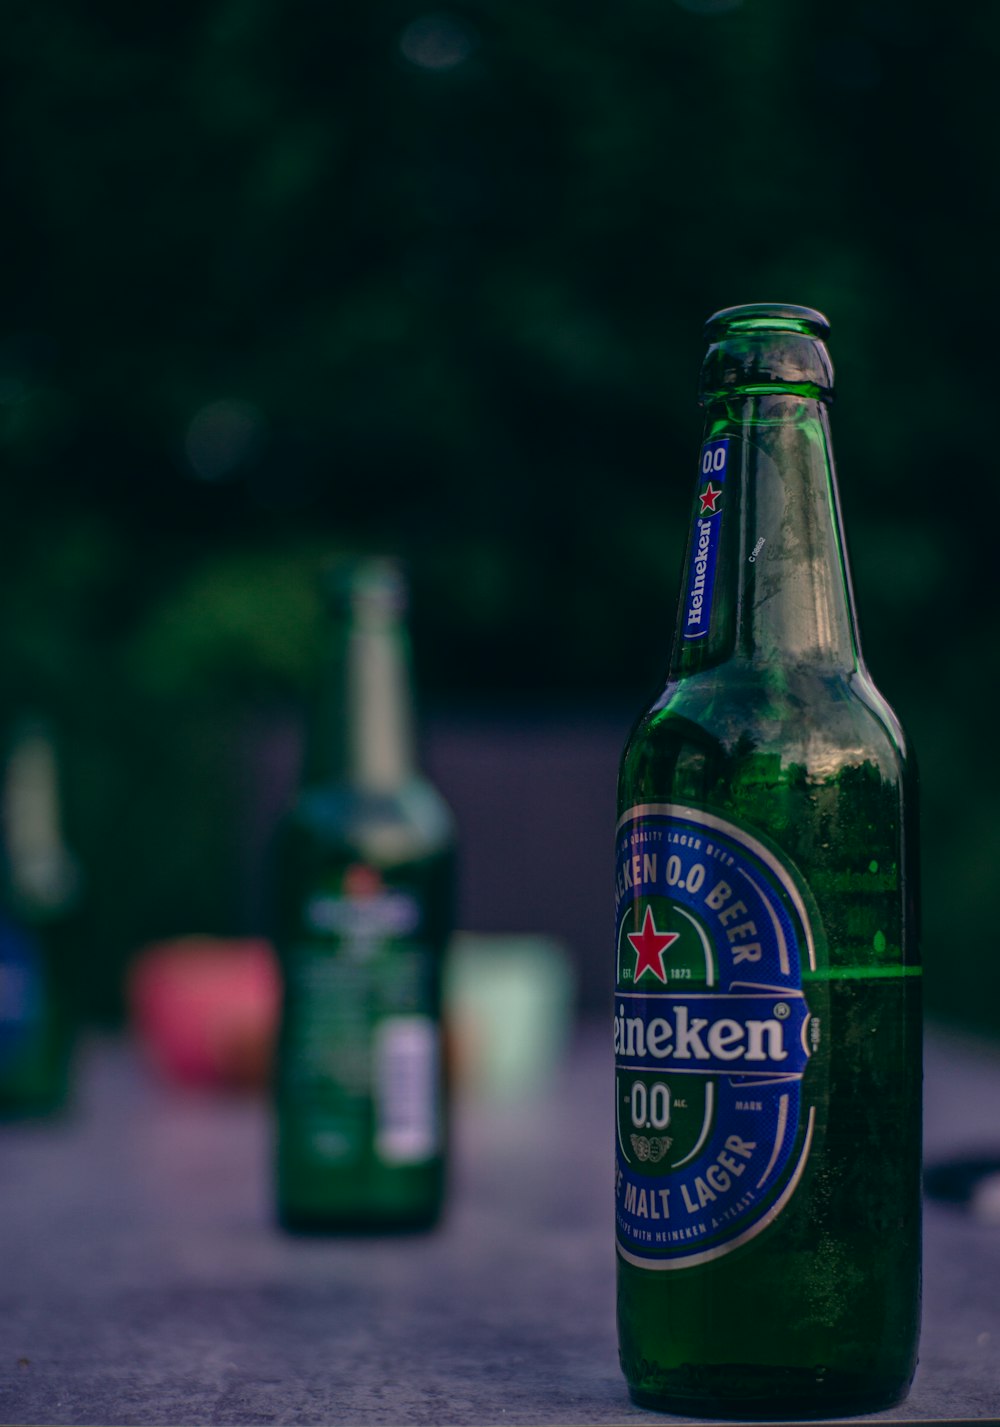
[[627, 907, 680, 984], [699, 482, 722, 514], [343, 864, 382, 897]]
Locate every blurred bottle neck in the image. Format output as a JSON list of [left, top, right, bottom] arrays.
[[308, 561, 417, 790], [2, 719, 81, 914]]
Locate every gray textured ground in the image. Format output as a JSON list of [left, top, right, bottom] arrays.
[[2, 1025, 999, 1425]]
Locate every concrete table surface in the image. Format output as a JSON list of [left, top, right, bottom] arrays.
[[2, 1023, 999, 1426]]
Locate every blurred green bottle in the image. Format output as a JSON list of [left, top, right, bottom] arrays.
[[0, 718, 83, 1115], [274, 558, 454, 1230], [614, 305, 921, 1417]]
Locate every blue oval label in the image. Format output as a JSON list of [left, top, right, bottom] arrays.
[[614, 804, 819, 1269]]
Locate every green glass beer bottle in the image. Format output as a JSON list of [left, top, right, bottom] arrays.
[[274, 558, 454, 1231], [614, 305, 921, 1417]]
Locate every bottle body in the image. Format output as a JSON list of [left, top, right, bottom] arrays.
[[614, 307, 920, 1417], [274, 782, 453, 1230], [273, 559, 454, 1231]]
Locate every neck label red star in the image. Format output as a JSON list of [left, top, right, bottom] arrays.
[[699, 482, 722, 514]]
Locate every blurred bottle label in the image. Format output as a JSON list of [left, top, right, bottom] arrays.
[[0, 916, 43, 1071], [375, 1016, 439, 1162], [286, 865, 440, 1167]]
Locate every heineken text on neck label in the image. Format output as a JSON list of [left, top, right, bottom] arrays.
[[682, 439, 728, 640], [614, 804, 820, 1269]]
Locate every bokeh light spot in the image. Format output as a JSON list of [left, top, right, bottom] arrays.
[[673, 0, 744, 14], [184, 399, 264, 482], [399, 13, 477, 71]]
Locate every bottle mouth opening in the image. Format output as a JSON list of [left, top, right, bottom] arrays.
[[321, 556, 409, 620], [700, 304, 834, 402], [705, 303, 830, 340]]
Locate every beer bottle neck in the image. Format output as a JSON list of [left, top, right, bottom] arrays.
[[671, 392, 862, 678], [2, 719, 80, 914], [310, 588, 417, 791]]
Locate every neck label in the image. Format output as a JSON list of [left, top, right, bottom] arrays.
[[682, 438, 729, 641]]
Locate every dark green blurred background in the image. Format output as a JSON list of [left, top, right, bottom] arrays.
[[0, 1, 991, 1030]]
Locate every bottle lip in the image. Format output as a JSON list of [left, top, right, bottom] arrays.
[[705, 303, 830, 339], [700, 304, 834, 402], [320, 555, 408, 619]]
